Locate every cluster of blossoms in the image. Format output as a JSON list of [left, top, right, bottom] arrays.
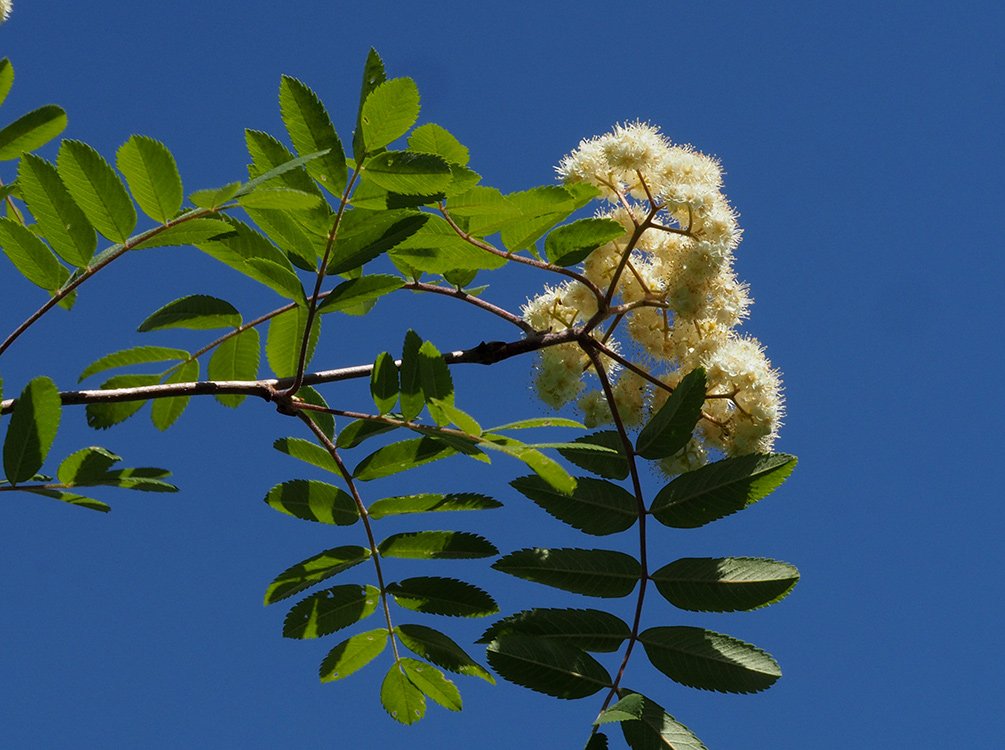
[[523, 122, 783, 470]]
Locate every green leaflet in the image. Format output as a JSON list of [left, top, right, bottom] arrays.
[[0, 104, 67, 160], [79, 345, 189, 381], [353, 436, 457, 481], [651, 557, 800, 613], [0, 59, 12, 106], [544, 217, 625, 267], [327, 209, 428, 274], [650, 453, 797, 528], [478, 608, 630, 653], [369, 352, 399, 414], [279, 75, 347, 195], [266, 304, 320, 377], [359, 77, 421, 152], [510, 475, 637, 536], [381, 663, 426, 725], [245, 129, 328, 200], [56, 446, 119, 485], [389, 214, 508, 274], [115, 135, 183, 223], [363, 150, 452, 195], [262, 479, 358, 526], [377, 530, 497, 560], [607, 692, 709, 750], [635, 368, 706, 460], [487, 416, 585, 431], [272, 437, 339, 474], [236, 187, 323, 210], [57, 139, 136, 243], [3, 376, 61, 484], [0, 217, 69, 292], [335, 418, 397, 450], [150, 359, 198, 431], [245, 257, 305, 302], [639, 626, 782, 694], [557, 430, 629, 480], [418, 339, 453, 424], [294, 386, 335, 440], [17, 153, 96, 267], [319, 628, 388, 682], [207, 327, 260, 408], [137, 295, 241, 332], [445, 186, 522, 236], [408, 123, 469, 167], [22, 489, 109, 513], [492, 548, 640, 598], [263, 545, 370, 604], [485, 635, 611, 699], [188, 182, 241, 209], [400, 658, 462, 712], [85, 374, 160, 429], [480, 435, 576, 495], [352, 48, 388, 161], [242, 206, 319, 270], [386, 576, 498, 617], [282, 583, 380, 640], [586, 732, 609, 750], [395, 623, 494, 683], [317, 275, 404, 315], [130, 218, 235, 250], [398, 329, 423, 421], [194, 219, 299, 294], [500, 184, 595, 251], [367, 492, 501, 519]]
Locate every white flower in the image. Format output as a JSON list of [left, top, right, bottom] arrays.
[[0, 0, 11, 22]]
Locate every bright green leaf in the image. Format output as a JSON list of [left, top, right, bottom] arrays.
[[319, 629, 388, 682], [369, 351, 398, 415], [246, 257, 305, 301], [408, 123, 469, 166], [266, 305, 320, 377], [399, 329, 423, 421], [368, 492, 501, 519], [317, 274, 404, 315], [363, 150, 452, 195], [236, 187, 323, 210], [293, 386, 334, 440], [57, 139, 136, 242], [188, 181, 241, 209], [263, 545, 370, 605], [0, 216, 69, 291], [381, 663, 426, 725], [17, 153, 96, 266], [57, 446, 120, 485], [400, 658, 461, 712], [378, 531, 497, 560], [3, 376, 61, 484], [272, 437, 339, 474], [207, 327, 260, 408], [0, 104, 67, 160], [279, 75, 347, 195], [352, 48, 387, 161], [131, 217, 235, 250], [327, 208, 428, 274], [85, 374, 160, 429], [650, 453, 797, 528], [79, 345, 189, 382], [545, 217, 626, 267], [115, 135, 183, 223], [492, 548, 640, 598], [335, 418, 397, 450], [0, 59, 13, 107], [262, 478, 358, 525], [488, 417, 585, 431], [353, 436, 457, 481], [360, 77, 421, 152], [23, 488, 110, 513], [150, 359, 198, 431], [389, 214, 507, 274]]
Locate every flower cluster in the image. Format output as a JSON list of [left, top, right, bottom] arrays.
[[524, 122, 783, 466]]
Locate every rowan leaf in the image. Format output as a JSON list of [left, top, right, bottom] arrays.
[[282, 583, 380, 639], [115, 135, 183, 223], [492, 548, 640, 598], [485, 635, 611, 699], [651, 557, 800, 612], [3, 376, 61, 484], [263, 479, 358, 525], [263, 545, 370, 604]]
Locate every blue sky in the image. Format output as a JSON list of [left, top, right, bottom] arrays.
[[2, 2, 1003, 748]]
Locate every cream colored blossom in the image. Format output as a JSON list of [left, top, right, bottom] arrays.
[[0, 0, 11, 22]]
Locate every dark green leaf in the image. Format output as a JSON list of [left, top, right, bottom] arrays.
[[282, 583, 380, 639], [207, 327, 260, 408], [79, 345, 189, 381], [353, 436, 457, 481], [115, 135, 183, 223], [3, 376, 61, 484], [545, 217, 626, 266], [263, 545, 370, 604], [18, 153, 96, 267], [485, 635, 610, 699], [150, 359, 198, 431], [23, 488, 110, 513], [557, 430, 630, 480], [352, 48, 387, 161], [381, 663, 426, 725], [57, 446, 119, 485], [266, 305, 320, 377], [0, 216, 69, 291], [400, 658, 461, 711], [398, 329, 423, 421], [360, 77, 420, 152], [327, 208, 427, 275], [369, 351, 398, 415], [492, 548, 640, 598], [650, 453, 797, 528], [408, 123, 469, 166], [586, 732, 609, 750], [293, 385, 334, 439], [272, 437, 338, 474], [335, 418, 397, 449], [263, 478, 358, 525], [386, 577, 498, 617], [378, 531, 497, 560], [279, 75, 347, 194], [319, 629, 388, 682], [640, 626, 781, 693], [0, 104, 67, 160], [137, 295, 241, 332], [56, 139, 136, 242], [317, 274, 404, 315], [613, 692, 709, 750], [85, 374, 160, 429], [636, 369, 706, 460], [396, 623, 493, 683], [652, 557, 799, 612], [479, 608, 630, 653], [510, 475, 637, 536], [364, 150, 452, 195], [368, 492, 501, 519]]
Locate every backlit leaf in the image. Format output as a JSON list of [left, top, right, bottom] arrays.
[[131, 218, 235, 250], [479, 608, 630, 653], [360, 77, 421, 152], [116, 135, 183, 223], [327, 209, 428, 274], [485, 635, 610, 699], [367, 492, 501, 519], [57, 139, 136, 242], [150, 359, 198, 431], [57, 446, 119, 485], [272, 437, 339, 474], [266, 304, 320, 377], [17, 153, 96, 267], [279, 75, 347, 194], [319, 629, 388, 682], [635, 368, 706, 460], [386, 577, 498, 617], [263, 479, 358, 525], [79, 345, 189, 381], [263, 545, 370, 604], [137, 295, 241, 332], [381, 663, 426, 725], [85, 374, 160, 429], [0, 104, 67, 160], [207, 327, 260, 408], [0, 216, 69, 291], [378, 531, 497, 560], [3, 376, 61, 484], [282, 583, 379, 639], [369, 351, 398, 415], [317, 274, 403, 315], [352, 48, 387, 161], [398, 329, 423, 421], [364, 150, 452, 195], [558, 430, 629, 480], [396, 623, 494, 683], [400, 658, 461, 712], [353, 436, 457, 481], [510, 475, 637, 536], [545, 217, 625, 266], [652, 557, 800, 612], [611, 692, 709, 750], [492, 548, 640, 598], [408, 123, 469, 166]]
